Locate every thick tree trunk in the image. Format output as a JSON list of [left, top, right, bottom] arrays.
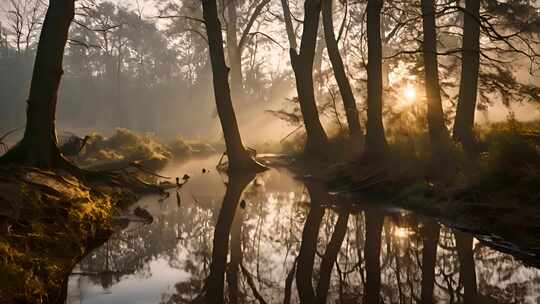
[[364, 209, 383, 304], [315, 209, 349, 304], [0, 0, 74, 169], [421, 0, 450, 146], [364, 0, 388, 159], [296, 182, 327, 304], [455, 231, 478, 304], [453, 0, 480, 153], [206, 173, 254, 304], [226, 0, 244, 102], [202, 0, 265, 172], [322, 0, 363, 141], [285, 0, 329, 156], [420, 219, 440, 304]]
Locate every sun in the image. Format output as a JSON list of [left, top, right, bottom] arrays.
[[396, 84, 417, 108], [394, 227, 412, 239], [403, 85, 416, 101]]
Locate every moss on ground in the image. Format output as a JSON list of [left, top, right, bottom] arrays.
[[0, 166, 149, 303]]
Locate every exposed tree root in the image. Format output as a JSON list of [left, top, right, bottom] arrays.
[[0, 141, 166, 197], [217, 149, 268, 174]]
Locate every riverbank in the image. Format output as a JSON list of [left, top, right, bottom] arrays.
[[270, 121, 540, 263], [320, 123, 540, 263], [0, 165, 163, 303]]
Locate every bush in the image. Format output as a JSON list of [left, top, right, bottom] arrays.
[[168, 136, 193, 160], [79, 128, 172, 170]]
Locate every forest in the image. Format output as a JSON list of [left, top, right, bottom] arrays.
[[0, 0, 539, 302]]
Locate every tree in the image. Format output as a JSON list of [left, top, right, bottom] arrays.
[[315, 208, 349, 304], [455, 231, 477, 304], [420, 219, 440, 304], [364, 209, 383, 303], [281, 0, 329, 156], [322, 0, 363, 142], [224, 0, 270, 102], [421, 0, 450, 147], [5, 0, 44, 53], [0, 0, 76, 169], [364, 0, 388, 159], [201, 0, 265, 172], [205, 173, 255, 304], [452, 0, 480, 153], [295, 182, 327, 303]]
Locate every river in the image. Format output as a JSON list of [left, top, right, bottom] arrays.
[[66, 156, 540, 304]]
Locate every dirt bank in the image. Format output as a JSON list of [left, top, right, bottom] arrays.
[[0, 165, 162, 303]]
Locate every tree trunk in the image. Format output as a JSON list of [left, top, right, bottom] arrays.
[[420, 219, 440, 304], [455, 231, 478, 304], [286, 0, 329, 156], [364, 209, 383, 304], [421, 0, 450, 146], [226, 203, 243, 304], [296, 182, 327, 304], [364, 0, 388, 159], [315, 209, 349, 304], [313, 25, 325, 100], [453, 0, 480, 153], [322, 0, 363, 141], [226, 0, 244, 102], [206, 173, 254, 304], [280, 0, 297, 50], [0, 0, 74, 169], [201, 0, 265, 172]]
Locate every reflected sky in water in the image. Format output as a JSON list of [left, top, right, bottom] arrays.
[[67, 156, 540, 304]]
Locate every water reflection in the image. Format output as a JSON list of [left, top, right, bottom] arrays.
[[205, 173, 255, 304], [67, 157, 540, 304]]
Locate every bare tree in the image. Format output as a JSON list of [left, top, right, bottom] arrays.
[[201, 0, 265, 172], [315, 208, 350, 304], [364, 209, 383, 303], [281, 0, 329, 156], [205, 173, 255, 304], [364, 0, 388, 159], [322, 0, 363, 142], [224, 0, 270, 102], [420, 219, 440, 304], [5, 0, 44, 53], [455, 231, 478, 304], [452, 0, 480, 153], [0, 0, 76, 169], [421, 0, 450, 147], [296, 182, 327, 303]]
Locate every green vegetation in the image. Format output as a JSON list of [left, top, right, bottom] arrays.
[[72, 128, 219, 171], [0, 166, 153, 303], [78, 128, 173, 170]]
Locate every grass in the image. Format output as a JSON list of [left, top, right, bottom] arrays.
[[0, 164, 157, 303], [73, 128, 220, 172]]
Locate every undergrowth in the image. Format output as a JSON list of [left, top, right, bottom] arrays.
[[0, 168, 117, 303]]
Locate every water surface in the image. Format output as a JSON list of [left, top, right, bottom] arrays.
[[66, 156, 540, 303]]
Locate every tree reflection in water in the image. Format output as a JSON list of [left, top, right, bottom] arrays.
[[67, 161, 540, 304], [205, 173, 255, 304]]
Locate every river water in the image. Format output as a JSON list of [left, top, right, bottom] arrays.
[[66, 156, 540, 304]]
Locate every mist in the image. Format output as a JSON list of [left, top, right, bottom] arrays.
[[1, 0, 537, 149], [1, 0, 540, 303]]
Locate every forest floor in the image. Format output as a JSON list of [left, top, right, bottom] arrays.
[[0, 165, 166, 304]]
